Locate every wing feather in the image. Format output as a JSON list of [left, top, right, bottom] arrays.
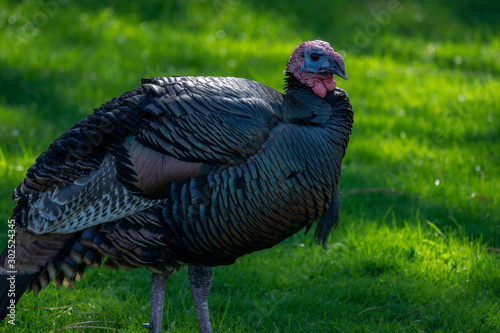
[[12, 76, 284, 233]]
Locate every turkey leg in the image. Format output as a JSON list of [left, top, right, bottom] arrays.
[[188, 264, 213, 333], [143, 271, 172, 333]]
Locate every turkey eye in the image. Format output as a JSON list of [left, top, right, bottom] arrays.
[[310, 53, 320, 61]]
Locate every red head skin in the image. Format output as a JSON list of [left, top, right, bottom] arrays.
[[286, 40, 346, 98]]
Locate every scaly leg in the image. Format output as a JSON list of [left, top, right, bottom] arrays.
[[143, 271, 172, 333], [188, 264, 213, 333]]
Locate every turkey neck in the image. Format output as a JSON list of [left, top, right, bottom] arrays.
[[156, 78, 354, 267]]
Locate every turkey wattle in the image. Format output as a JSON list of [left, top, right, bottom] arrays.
[[0, 40, 352, 333]]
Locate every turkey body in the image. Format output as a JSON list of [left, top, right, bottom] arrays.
[[0, 70, 353, 328], [99, 80, 351, 269]]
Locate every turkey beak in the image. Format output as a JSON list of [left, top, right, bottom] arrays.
[[321, 61, 348, 80], [329, 57, 348, 80], [334, 68, 348, 80]]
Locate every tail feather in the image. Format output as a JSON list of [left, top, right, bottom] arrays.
[[0, 208, 182, 324], [0, 221, 150, 324], [0, 230, 80, 323], [0, 271, 38, 322]]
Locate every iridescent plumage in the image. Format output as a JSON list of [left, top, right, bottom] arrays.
[[0, 40, 353, 333]]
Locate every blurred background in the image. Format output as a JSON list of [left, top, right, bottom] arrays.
[[0, 0, 499, 331]]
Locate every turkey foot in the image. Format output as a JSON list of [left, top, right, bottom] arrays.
[[143, 271, 172, 333], [188, 264, 213, 333]]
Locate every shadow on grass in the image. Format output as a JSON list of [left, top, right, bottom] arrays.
[[340, 162, 498, 245]]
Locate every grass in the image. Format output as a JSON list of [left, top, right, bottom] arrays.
[[0, 0, 499, 331]]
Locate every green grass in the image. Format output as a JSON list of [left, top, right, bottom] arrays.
[[1, 0, 499, 331]]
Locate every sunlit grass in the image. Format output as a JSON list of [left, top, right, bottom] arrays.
[[0, 0, 499, 331]]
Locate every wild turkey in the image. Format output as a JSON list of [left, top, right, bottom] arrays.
[[0, 40, 352, 332]]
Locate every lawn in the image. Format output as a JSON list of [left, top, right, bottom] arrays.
[[0, 0, 499, 332]]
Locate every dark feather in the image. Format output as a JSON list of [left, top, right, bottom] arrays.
[[315, 188, 341, 249]]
